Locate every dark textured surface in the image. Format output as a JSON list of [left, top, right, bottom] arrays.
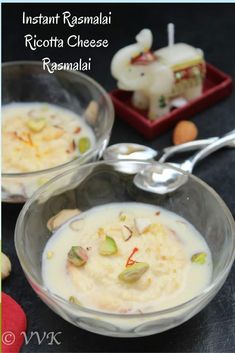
[[2, 3, 235, 353]]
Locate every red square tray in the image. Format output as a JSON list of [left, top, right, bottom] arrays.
[[110, 63, 233, 140]]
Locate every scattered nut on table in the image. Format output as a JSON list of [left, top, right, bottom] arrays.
[[173, 120, 198, 145], [47, 209, 81, 232], [1, 252, 11, 279]]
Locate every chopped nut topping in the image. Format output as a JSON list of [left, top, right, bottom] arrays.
[[69, 218, 85, 232], [99, 236, 118, 256], [67, 246, 88, 267], [1, 252, 11, 280], [84, 101, 98, 125], [134, 218, 152, 234], [119, 212, 127, 222], [191, 252, 207, 265], [27, 118, 47, 132], [78, 137, 91, 154], [46, 251, 54, 260], [69, 296, 82, 305], [119, 262, 149, 283], [47, 209, 81, 232], [122, 225, 133, 241]]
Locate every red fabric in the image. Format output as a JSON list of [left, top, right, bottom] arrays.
[[2, 292, 27, 353]]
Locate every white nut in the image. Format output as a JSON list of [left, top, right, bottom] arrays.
[[69, 218, 85, 231], [1, 252, 11, 279], [84, 101, 98, 125], [47, 209, 81, 232]]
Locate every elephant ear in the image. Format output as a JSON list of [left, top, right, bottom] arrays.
[[135, 29, 153, 51]]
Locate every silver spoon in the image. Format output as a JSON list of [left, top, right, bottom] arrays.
[[103, 143, 158, 160], [103, 137, 219, 162], [171, 129, 235, 172], [134, 163, 189, 194], [134, 130, 235, 194]]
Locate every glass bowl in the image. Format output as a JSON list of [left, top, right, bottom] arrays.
[[2, 61, 114, 203], [15, 160, 235, 337]]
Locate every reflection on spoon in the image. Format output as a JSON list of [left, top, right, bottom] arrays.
[[103, 137, 220, 163], [134, 164, 188, 194], [133, 130, 235, 194], [103, 143, 158, 161]]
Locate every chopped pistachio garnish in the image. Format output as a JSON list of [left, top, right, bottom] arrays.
[[27, 118, 47, 132], [119, 262, 149, 283], [191, 252, 207, 265], [37, 177, 49, 187], [78, 137, 91, 154], [69, 296, 82, 305], [99, 236, 118, 256], [46, 251, 54, 260], [67, 246, 88, 267], [119, 212, 127, 222]]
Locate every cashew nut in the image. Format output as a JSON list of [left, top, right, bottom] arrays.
[[47, 209, 81, 232], [1, 252, 11, 279]]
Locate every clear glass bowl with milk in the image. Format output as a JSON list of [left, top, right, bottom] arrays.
[[2, 61, 114, 202], [15, 160, 235, 337]]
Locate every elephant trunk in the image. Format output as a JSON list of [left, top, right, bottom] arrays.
[[111, 29, 153, 90]]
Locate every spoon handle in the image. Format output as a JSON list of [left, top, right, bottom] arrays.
[[189, 130, 235, 172], [160, 137, 219, 162]]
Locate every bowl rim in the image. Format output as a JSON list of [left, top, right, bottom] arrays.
[[2, 60, 115, 178], [15, 160, 235, 318]]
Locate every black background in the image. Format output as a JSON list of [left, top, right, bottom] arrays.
[[2, 3, 235, 353]]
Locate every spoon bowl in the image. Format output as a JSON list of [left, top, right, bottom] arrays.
[[133, 130, 235, 194], [134, 163, 188, 194], [103, 143, 158, 161]]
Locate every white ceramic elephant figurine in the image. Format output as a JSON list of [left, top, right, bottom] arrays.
[[111, 29, 205, 120]]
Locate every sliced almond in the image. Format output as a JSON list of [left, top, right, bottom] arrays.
[[69, 218, 85, 231], [121, 225, 133, 241], [42, 126, 64, 141], [47, 209, 81, 232], [134, 218, 151, 234]]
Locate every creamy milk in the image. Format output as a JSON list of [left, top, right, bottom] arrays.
[[2, 102, 95, 173], [42, 203, 212, 314]]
